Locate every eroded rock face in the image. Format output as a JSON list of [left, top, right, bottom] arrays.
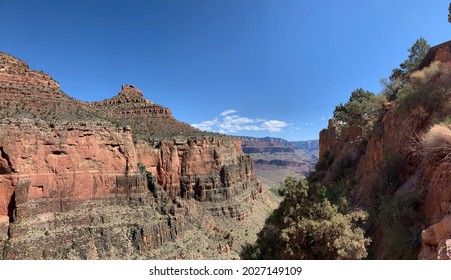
[[0, 51, 263, 259], [137, 137, 260, 201], [0, 119, 138, 219]]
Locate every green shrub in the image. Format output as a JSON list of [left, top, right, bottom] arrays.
[[333, 155, 354, 181], [376, 190, 424, 259], [137, 162, 147, 174], [442, 115, 451, 126], [240, 244, 261, 260], [325, 179, 349, 213], [370, 149, 403, 205], [251, 177, 370, 260], [269, 183, 287, 197], [334, 89, 385, 131]]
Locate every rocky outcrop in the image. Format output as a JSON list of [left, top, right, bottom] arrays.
[[420, 215, 451, 260], [136, 136, 260, 201], [0, 118, 154, 259], [318, 120, 338, 159], [0, 51, 264, 259], [2, 176, 188, 259], [91, 85, 198, 138]]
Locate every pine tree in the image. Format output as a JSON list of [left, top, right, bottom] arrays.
[[448, 2, 451, 23]]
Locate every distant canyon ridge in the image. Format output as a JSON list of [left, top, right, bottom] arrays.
[[240, 136, 319, 188]]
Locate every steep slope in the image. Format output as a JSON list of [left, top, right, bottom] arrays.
[[316, 62, 451, 259], [0, 51, 270, 259]]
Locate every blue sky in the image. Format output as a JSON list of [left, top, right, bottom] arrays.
[[1, 0, 450, 140]]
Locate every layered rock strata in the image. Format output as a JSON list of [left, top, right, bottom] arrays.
[[92, 85, 198, 138], [0, 52, 262, 259], [0, 52, 61, 100], [240, 137, 319, 187]]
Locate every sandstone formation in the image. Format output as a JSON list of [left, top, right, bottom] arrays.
[[136, 136, 257, 201], [0, 51, 265, 259], [0, 119, 136, 217], [92, 84, 198, 138]]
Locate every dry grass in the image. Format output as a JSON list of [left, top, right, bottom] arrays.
[[421, 124, 451, 163], [398, 62, 451, 115], [412, 105, 430, 121], [410, 61, 442, 84]]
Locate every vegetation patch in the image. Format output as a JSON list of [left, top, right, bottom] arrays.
[[398, 62, 451, 115], [365, 150, 424, 259], [245, 177, 370, 260], [333, 88, 385, 132]]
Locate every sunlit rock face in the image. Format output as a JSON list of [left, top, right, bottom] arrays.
[[0, 51, 263, 259]]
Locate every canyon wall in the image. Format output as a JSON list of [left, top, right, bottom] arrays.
[[0, 119, 138, 220], [137, 136, 258, 201], [0, 51, 264, 259]]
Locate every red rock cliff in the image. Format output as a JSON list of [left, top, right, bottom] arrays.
[[0, 51, 262, 259], [0, 119, 138, 219]]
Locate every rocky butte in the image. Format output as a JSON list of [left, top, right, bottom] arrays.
[[0, 52, 276, 259]]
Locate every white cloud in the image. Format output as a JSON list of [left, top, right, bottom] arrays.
[[192, 110, 291, 134], [321, 117, 326, 121], [220, 109, 238, 117], [261, 120, 289, 132], [191, 118, 218, 131], [305, 123, 315, 126]]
